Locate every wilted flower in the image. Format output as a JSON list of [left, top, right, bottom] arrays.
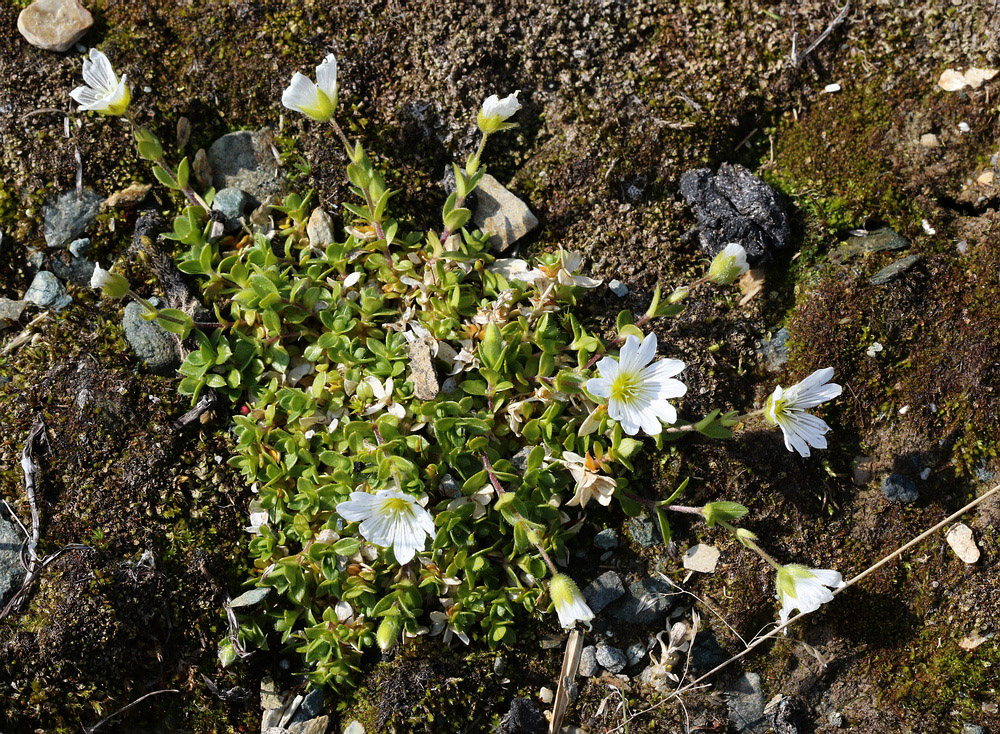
[[90, 263, 130, 299], [708, 243, 749, 285], [70, 48, 130, 116], [282, 53, 339, 122], [554, 250, 602, 288], [775, 564, 844, 625], [429, 600, 471, 645], [336, 488, 435, 565], [549, 573, 594, 629], [361, 376, 405, 419], [560, 451, 616, 508], [478, 91, 521, 133], [765, 368, 842, 457], [586, 332, 687, 435]]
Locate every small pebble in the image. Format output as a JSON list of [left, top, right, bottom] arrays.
[[596, 644, 628, 674], [579, 646, 600, 677], [919, 133, 940, 148], [626, 642, 646, 666], [682, 543, 720, 573], [68, 238, 90, 256], [538, 686, 553, 704], [593, 528, 618, 550], [920, 468, 931, 480], [824, 83, 841, 93], [608, 279, 629, 297], [977, 170, 995, 186], [958, 121, 971, 133], [945, 523, 980, 564], [828, 711, 845, 727], [866, 342, 883, 358]]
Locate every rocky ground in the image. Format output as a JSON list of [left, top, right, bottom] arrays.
[[1, 0, 999, 732]]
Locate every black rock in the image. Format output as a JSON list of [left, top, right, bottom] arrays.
[[626, 513, 660, 547], [498, 698, 547, 734], [290, 688, 324, 724], [882, 474, 919, 504], [0, 515, 26, 607], [690, 630, 729, 673], [679, 163, 790, 266], [770, 696, 808, 734]]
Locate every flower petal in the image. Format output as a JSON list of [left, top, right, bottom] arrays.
[[316, 53, 338, 99]]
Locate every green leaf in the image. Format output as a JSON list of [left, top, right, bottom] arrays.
[[176, 156, 190, 190], [332, 538, 361, 556], [702, 501, 748, 527], [151, 164, 178, 190], [655, 508, 672, 544]]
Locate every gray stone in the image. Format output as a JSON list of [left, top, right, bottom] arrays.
[[0, 516, 26, 607], [288, 717, 329, 734], [43, 188, 102, 248], [499, 698, 547, 734], [828, 711, 845, 728], [881, 473, 919, 504], [17, 0, 93, 52], [27, 249, 46, 271], [690, 630, 729, 673], [869, 254, 921, 285], [211, 187, 255, 232], [593, 528, 618, 550], [961, 725, 985, 734], [679, 163, 790, 266], [579, 645, 600, 677], [0, 299, 27, 327], [49, 252, 95, 286], [626, 513, 660, 547], [758, 327, 789, 372], [68, 238, 91, 257], [289, 688, 324, 725], [608, 577, 674, 625], [228, 586, 271, 608], [509, 446, 534, 473], [207, 129, 284, 200], [608, 279, 629, 297], [472, 174, 539, 250], [726, 672, 766, 733], [24, 271, 72, 311], [123, 301, 180, 373], [833, 227, 909, 262], [582, 570, 625, 614], [626, 642, 646, 666], [596, 644, 627, 674]]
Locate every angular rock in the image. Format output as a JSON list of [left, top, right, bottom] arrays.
[[690, 630, 729, 673], [881, 473, 918, 504], [679, 163, 790, 265], [758, 327, 789, 372], [582, 570, 626, 614], [24, 271, 72, 311], [726, 672, 767, 733], [870, 254, 921, 285], [0, 516, 26, 607], [579, 645, 600, 677], [43, 188, 102, 248], [626, 513, 660, 547], [288, 717, 329, 734], [608, 279, 629, 297], [123, 300, 180, 373], [289, 687, 324, 724], [49, 251, 95, 286], [945, 523, 980, 564], [472, 174, 538, 250], [211, 187, 255, 232], [68, 237, 91, 257], [608, 577, 674, 625], [626, 641, 646, 666], [833, 227, 909, 262], [682, 543, 720, 573], [596, 644, 627, 673], [0, 298, 27, 328], [207, 129, 284, 200], [593, 528, 618, 550], [17, 0, 93, 52], [104, 183, 152, 209]]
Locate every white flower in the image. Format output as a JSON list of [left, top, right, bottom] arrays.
[[554, 250, 602, 288], [281, 53, 339, 122], [708, 243, 749, 285], [586, 332, 687, 436], [430, 601, 471, 645], [549, 573, 594, 629], [775, 564, 844, 625], [478, 91, 521, 133], [89, 263, 130, 299], [70, 49, 130, 116], [765, 368, 842, 457], [488, 258, 545, 285], [244, 510, 269, 535], [361, 376, 405, 419], [335, 488, 435, 565], [560, 451, 616, 508]]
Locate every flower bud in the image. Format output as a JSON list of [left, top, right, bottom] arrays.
[[477, 91, 521, 134], [133, 125, 163, 162], [549, 573, 595, 629], [667, 286, 689, 304], [376, 614, 402, 652], [90, 264, 130, 300], [707, 243, 749, 285]]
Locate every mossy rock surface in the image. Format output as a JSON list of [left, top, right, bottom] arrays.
[[1, 0, 998, 732]]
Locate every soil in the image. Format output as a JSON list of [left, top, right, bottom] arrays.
[[1, 1, 998, 733]]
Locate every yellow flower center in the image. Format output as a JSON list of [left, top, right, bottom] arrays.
[[609, 371, 641, 405], [384, 497, 412, 514]]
